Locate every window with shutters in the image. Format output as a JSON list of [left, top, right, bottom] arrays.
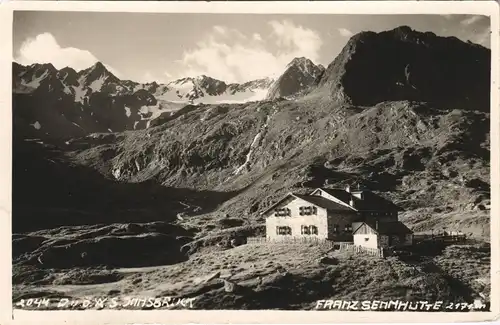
[[299, 206, 318, 216], [333, 224, 339, 233], [276, 226, 292, 235], [274, 207, 291, 217], [301, 225, 318, 235]]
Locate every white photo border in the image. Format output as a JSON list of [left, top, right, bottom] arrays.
[[0, 1, 498, 324]]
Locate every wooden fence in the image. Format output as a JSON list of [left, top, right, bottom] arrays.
[[246, 236, 335, 248], [246, 237, 268, 244], [336, 243, 384, 257], [246, 237, 384, 257], [414, 233, 468, 243], [337, 242, 354, 250], [353, 245, 385, 257]]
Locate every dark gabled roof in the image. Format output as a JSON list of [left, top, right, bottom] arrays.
[[316, 187, 402, 212], [293, 194, 354, 212], [353, 221, 413, 235], [352, 222, 365, 233], [260, 192, 353, 216], [260, 193, 295, 216], [377, 221, 413, 235], [316, 188, 352, 203]]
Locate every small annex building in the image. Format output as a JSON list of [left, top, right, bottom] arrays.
[[352, 221, 413, 249]]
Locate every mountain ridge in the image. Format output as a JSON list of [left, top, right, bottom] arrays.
[[316, 26, 490, 110], [13, 61, 277, 101], [12, 61, 279, 139], [14, 25, 489, 140]]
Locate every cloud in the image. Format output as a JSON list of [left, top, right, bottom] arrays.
[[268, 20, 323, 62], [15, 32, 120, 76], [473, 28, 491, 47], [460, 15, 484, 26], [164, 71, 173, 79], [213, 25, 227, 35], [139, 72, 156, 83], [177, 20, 323, 83], [138, 70, 173, 84], [456, 15, 491, 47], [338, 28, 354, 37]]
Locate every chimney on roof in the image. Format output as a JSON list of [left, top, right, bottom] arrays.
[[349, 197, 354, 207], [353, 191, 364, 200]]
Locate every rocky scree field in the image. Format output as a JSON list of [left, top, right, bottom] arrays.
[[12, 26, 491, 309]]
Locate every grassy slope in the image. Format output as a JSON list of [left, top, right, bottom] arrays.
[[13, 241, 490, 310]]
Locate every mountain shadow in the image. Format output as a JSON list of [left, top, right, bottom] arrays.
[[12, 135, 239, 233]]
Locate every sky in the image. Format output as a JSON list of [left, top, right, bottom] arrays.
[[13, 12, 491, 84]]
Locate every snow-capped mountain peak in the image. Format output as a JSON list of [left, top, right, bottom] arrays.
[[287, 56, 310, 67], [77, 61, 120, 92], [155, 74, 275, 104], [286, 57, 324, 78], [12, 58, 311, 138], [85, 61, 108, 75], [266, 57, 325, 100]]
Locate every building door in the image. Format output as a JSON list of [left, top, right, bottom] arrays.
[[389, 235, 401, 246]]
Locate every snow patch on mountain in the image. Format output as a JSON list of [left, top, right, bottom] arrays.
[[88, 75, 106, 92], [219, 88, 269, 104], [22, 70, 49, 89], [72, 122, 85, 130], [30, 121, 42, 130], [140, 104, 164, 121], [154, 76, 273, 105], [124, 106, 132, 117], [136, 102, 184, 128], [62, 85, 73, 95], [73, 86, 88, 103]]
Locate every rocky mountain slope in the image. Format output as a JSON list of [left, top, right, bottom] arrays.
[[317, 26, 490, 111], [266, 57, 325, 100], [12, 62, 275, 139], [12, 26, 492, 308], [59, 26, 491, 234]]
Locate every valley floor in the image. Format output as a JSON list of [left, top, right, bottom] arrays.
[[13, 240, 490, 310]]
